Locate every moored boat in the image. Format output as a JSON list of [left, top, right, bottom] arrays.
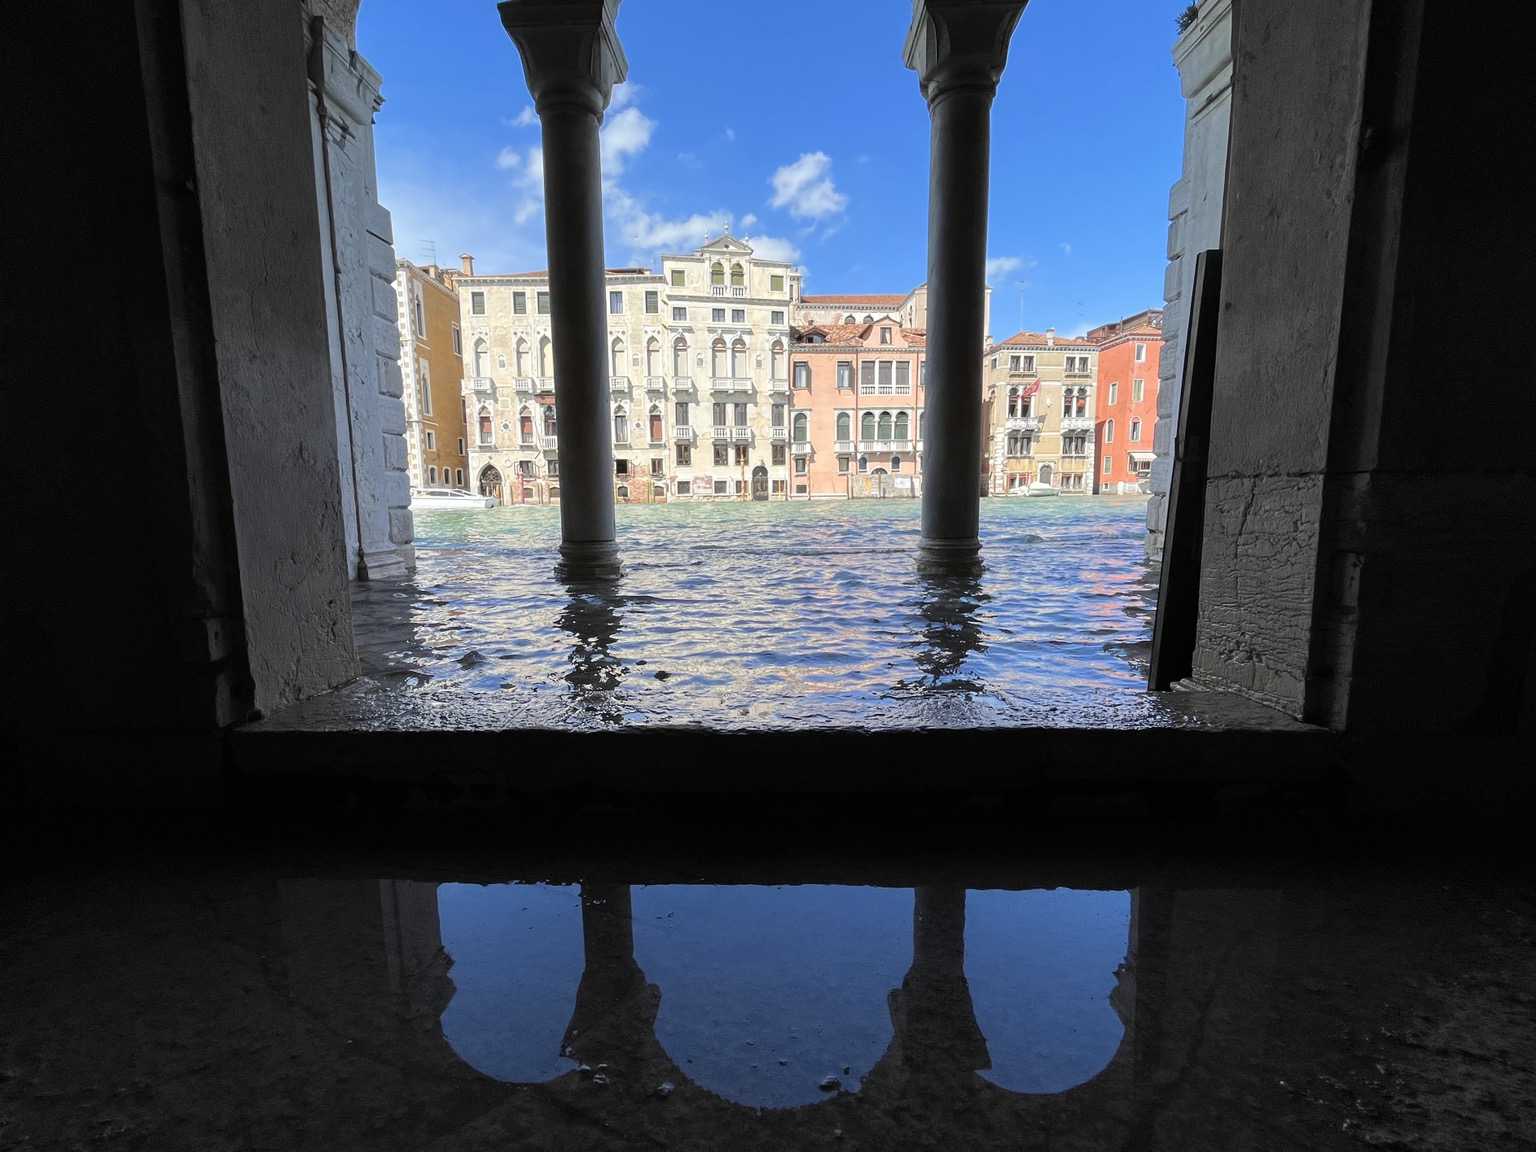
[[410, 488, 498, 510]]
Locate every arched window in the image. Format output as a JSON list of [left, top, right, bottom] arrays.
[[730, 263, 745, 287], [861, 411, 876, 441], [857, 454, 868, 473], [478, 405, 493, 443], [541, 404, 557, 436], [891, 455, 902, 472], [646, 337, 660, 377], [1105, 419, 1115, 443], [613, 406, 629, 444], [877, 411, 893, 440], [473, 338, 488, 377], [1075, 388, 1087, 416], [918, 411, 925, 440], [731, 337, 748, 378], [792, 412, 809, 443], [1008, 387, 1020, 417], [610, 338, 625, 378], [1130, 417, 1142, 442], [617, 484, 629, 499], [673, 337, 689, 377], [515, 337, 529, 376], [843, 314, 856, 324], [427, 466, 437, 484], [895, 411, 909, 441], [649, 405, 663, 442], [538, 336, 553, 377], [519, 408, 534, 444], [862, 314, 874, 323], [835, 412, 851, 441], [711, 261, 725, 286], [711, 338, 727, 378], [496, 354, 507, 370], [770, 339, 784, 380], [455, 468, 464, 487]]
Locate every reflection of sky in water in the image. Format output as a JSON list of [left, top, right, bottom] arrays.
[[437, 883, 583, 1082], [435, 884, 1129, 1105], [966, 889, 1130, 1093], [632, 885, 912, 1109]]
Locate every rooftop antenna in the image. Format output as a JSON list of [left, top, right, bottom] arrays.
[[1016, 280, 1028, 332], [420, 239, 437, 267]]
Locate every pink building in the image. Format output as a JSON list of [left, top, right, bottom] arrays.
[[788, 319, 927, 498]]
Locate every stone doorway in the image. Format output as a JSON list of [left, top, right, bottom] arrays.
[[751, 465, 768, 501]]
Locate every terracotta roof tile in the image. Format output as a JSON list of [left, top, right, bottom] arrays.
[[800, 294, 908, 309], [991, 330, 1096, 350]]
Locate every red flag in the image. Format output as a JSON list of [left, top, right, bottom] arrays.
[[1019, 378, 1041, 398]]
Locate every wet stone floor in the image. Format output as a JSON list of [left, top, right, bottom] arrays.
[[344, 497, 1175, 730], [2, 828, 1532, 1151]]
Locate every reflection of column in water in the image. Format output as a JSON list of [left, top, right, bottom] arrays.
[[565, 883, 659, 1071], [910, 572, 990, 687], [888, 886, 990, 1078], [556, 579, 626, 694]]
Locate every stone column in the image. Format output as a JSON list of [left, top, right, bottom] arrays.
[[501, 0, 625, 578], [905, 0, 1025, 572]]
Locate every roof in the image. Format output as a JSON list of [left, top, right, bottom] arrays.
[[800, 293, 908, 309], [991, 330, 1096, 350], [792, 323, 927, 347]]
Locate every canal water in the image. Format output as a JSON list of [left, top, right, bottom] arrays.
[[353, 496, 1159, 729]]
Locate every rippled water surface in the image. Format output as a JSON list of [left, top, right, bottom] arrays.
[[353, 497, 1159, 728]]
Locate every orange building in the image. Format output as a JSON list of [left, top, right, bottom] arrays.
[[395, 260, 470, 490], [1086, 310, 1163, 493], [788, 319, 927, 498]]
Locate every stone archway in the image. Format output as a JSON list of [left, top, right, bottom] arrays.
[[478, 464, 504, 504], [751, 465, 768, 501]]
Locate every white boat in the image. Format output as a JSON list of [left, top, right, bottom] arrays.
[[1025, 482, 1059, 497], [410, 488, 497, 510]]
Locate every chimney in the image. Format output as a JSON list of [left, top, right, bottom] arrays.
[[460, 253, 475, 276], [1046, 327, 1055, 346]]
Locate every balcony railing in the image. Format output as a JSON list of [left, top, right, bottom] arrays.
[[610, 375, 631, 394], [645, 375, 667, 392], [790, 440, 812, 455], [710, 285, 727, 296], [541, 435, 559, 451], [673, 425, 695, 442], [1007, 366, 1036, 378], [857, 439, 914, 453], [513, 376, 534, 393], [770, 427, 788, 441], [1064, 368, 1091, 377], [672, 376, 696, 393], [711, 377, 752, 391], [769, 378, 789, 393], [1061, 416, 1094, 432], [1005, 415, 1043, 432], [731, 426, 752, 442], [833, 439, 854, 453], [536, 376, 555, 392], [467, 376, 495, 392], [711, 425, 731, 440]]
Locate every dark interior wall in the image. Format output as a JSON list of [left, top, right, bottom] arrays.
[[3, 0, 236, 742]]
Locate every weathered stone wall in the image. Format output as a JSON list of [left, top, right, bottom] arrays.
[[1147, 0, 1233, 555]]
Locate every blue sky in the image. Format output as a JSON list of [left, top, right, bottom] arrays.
[[360, 0, 1187, 338]]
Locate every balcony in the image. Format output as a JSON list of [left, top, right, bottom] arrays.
[[790, 440, 813, 455], [1061, 416, 1094, 432], [610, 375, 631, 395], [672, 376, 697, 394], [541, 435, 559, 452], [770, 427, 788, 442], [673, 425, 695, 442], [731, 426, 752, 442], [711, 377, 753, 392], [466, 375, 495, 393], [833, 439, 854, 453], [645, 375, 667, 393], [710, 285, 727, 296], [769, 378, 789, 394], [1007, 366, 1037, 378], [857, 439, 914, 453], [1005, 415, 1043, 433], [711, 425, 731, 440], [475, 437, 496, 450], [536, 376, 555, 393], [513, 376, 534, 393], [1064, 368, 1092, 378]]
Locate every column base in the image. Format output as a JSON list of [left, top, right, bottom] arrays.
[[916, 537, 984, 576], [557, 540, 623, 582]]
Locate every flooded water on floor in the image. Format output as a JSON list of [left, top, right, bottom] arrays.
[[352, 496, 1160, 728], [437, 883, 1131, 1108]]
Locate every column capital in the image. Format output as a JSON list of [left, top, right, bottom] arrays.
[[498, 0, 628, 119], [903, 0, 1027, 106]]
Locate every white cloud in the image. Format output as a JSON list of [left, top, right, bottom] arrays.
[[769, 152, 848, 220], [495, 147, 520, 170], [986, 256, 1020, 279], [1060, 242, 1072, 256], [739, 213, 758, 229], [745, 234, 800, 263], [725, 127, 736, 141], [609, 82, 641, 112], [600, 106, 655, 176], [507, 106, 537, 128]]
